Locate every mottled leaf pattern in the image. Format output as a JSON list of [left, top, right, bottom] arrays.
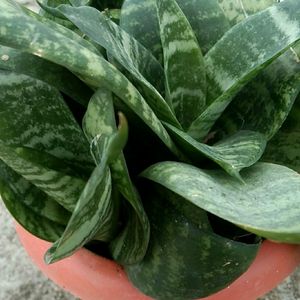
[[143, 162, 300, 243], [214, 42, 300, 140], [188, 0, 300, 141], [156, 0, 206, 129], [58, 5, 181, 128], [0, 71, 92, 166], [218, 0, 277, 25], [83, 89, 150, 264], [126, 186, 259, 300], [0, 0, 180, 157], [0, 46, 92, 106], [0, 161, 66, 242], [263, 97, 300, 172], [165, 124, 266, 180]]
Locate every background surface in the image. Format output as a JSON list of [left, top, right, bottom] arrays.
[[1, 1, 300, 299]]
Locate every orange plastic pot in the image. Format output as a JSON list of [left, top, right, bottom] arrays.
[[16, 223, 300, 300]]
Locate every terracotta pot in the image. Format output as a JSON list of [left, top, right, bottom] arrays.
[[16, 223, 300, 300]]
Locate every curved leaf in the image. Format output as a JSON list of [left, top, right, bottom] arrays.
[[45, 164, 115, 263], [126, 186, 259, 300], [188, 0, 300, 141], [58, 5, 181, 128], [0, 46, 92, 106], [165, 124, 266, 180], [0, 0, 181, 157], [142, 162, 300, 243], [0, 161, 66, 242], [156, 0, 206, 129], [0, 71, 92, 165], [120, 0, 230, 62], [263, 97, 300, 172], [83, 89, 150, 264], [214, 42, 300, 140], [218, 0, 277, 26]]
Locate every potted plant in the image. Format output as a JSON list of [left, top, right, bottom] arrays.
[[0, 0, 300, 299]]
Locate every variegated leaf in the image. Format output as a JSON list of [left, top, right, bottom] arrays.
[[142, 162, 300, 243], [45, 165, 115, 263], [263, 96, 300, 172], [58, 5, 181, 128], [0, 142, 85, 211], [83, 89, 150, 264], [0, 71, 92, 166], [0, 0, 181, 157], [0, 161, 66, 242], [126, 186, 259, 299], [165, 124, 266, 180], [214, 42, 300, 141], [120, 0, 230, 64], [156, 0, 206, 129], [0, 46, 92, 106], [218, 0, 278, 26], [188, 0, 300, 141]]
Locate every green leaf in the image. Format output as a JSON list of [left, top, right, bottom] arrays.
[[188, 0, 300, 141], [0, 46, 92, 106], [0, 0, 180, 157], [142, 162, 300, 243], [0, 71, 92, 166], [126, 186, 259, 300], [0, 142, 85, 212], [156, 0, 206, 129], [263, 97, 300, 172], [45, 164, 116, 263], [83, 89, 150, 264], [218, 0, 278, 26], [165, 124, 266, 180], [0, 161, 66, 242], [214, 42, 300, 141], [58, 5, 181, 128], [120, 0, 230, 64]]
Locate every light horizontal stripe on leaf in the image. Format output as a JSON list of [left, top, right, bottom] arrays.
[[83, 89, 150, 264], [188, 0, 300, 141], [0, 161, 66, 242], [213, 42, 300, 141], [0, 46, 92, 106], [126, 186, 259, 299], [0, 0, 181, 157], [165, 123, 266, 180], [0, 71, 92, 167], [142, 162, 300, 243], [58, 4, 181, 128], [156, 0, 206, 129]]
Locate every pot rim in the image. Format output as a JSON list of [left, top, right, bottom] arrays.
[[15, 223, 300, 300]]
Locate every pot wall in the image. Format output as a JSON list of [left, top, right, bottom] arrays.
[[16, 224, 300, 300]]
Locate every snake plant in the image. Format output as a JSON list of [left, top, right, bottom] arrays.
[[1, 0, 300, 298]]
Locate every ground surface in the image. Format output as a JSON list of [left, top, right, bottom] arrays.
[[1, 1, 300, 299]]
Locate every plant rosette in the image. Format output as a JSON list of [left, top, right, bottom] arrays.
[[16, 223, 300, 300], [1, 0, 300, 299]]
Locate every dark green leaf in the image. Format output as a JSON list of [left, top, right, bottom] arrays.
[[58, 5, 181, 128], [263, 96, 300, 172], [214, 42, 300, 141], [0, 0, 181, 157], [0, 161, 66, 242], [165, 124, 266, 180], [156, 0, 206, 129], [142, 162, 300, 243], [83, 89, 150, 264], [126, 186, 259, 300], [0, 46, 92, 106], [218, 0, 278, 26], [188, 0, 300, 141]]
